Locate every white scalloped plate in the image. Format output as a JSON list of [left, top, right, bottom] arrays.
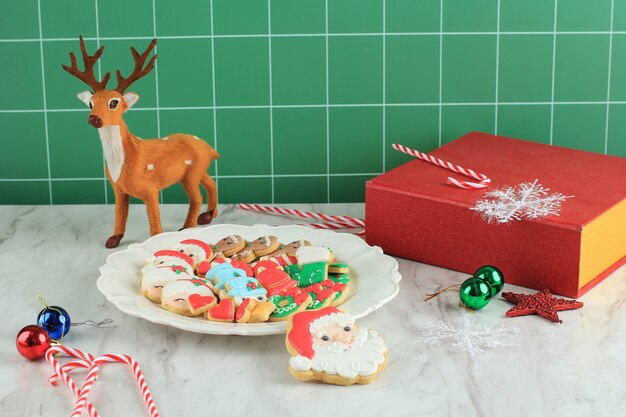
[[97, 224, 401, 336]]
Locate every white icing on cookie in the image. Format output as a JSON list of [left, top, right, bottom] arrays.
[[161, 280, 214, 312], [289, 355, 313, 372], [296, 246, 331, 265]]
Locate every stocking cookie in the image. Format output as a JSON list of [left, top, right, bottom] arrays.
[[248, 302, 277, 323], [296, 246, 333, 266], [284, 263, 328, 287], [286, 307, 388, 386], [161, 279, 216, 316]]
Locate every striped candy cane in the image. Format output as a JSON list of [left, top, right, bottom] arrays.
[[239, 204, 365, 228], [46, 346, 99, 417], [46, 345, 159, 417], [392, 143, 491, 190]]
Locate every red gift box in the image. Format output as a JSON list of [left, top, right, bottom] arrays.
[[365, 132, 626, 298]]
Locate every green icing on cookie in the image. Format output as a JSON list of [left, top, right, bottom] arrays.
[[329, 273, 350, 285], [285, 262, 327, 287], [269, 295, 297, 317]]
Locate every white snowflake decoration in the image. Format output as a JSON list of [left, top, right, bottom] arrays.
[[415, 314, 519, 356], [471, 179, 572, 224]]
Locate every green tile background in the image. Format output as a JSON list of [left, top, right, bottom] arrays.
[[0, 0, 624, 205]]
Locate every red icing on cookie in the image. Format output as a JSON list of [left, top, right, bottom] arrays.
[[208, 299, 235, 321], [303, 283, 323, 293], [188, 294, 216, 310], [235, 298, 252, 321], [258, 268, 297, 296], [288, 307, 341, 359], [332, 283, 347, 292], [231, 260, 253, 277], [196, 261, 210, 277], [153, 250, 194, 267], [253, 260, 282, 277], [317, 289, 334, 300], [293, 291, 310, 305]]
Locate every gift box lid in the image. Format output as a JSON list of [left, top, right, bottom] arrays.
[[370, 132, 626, 229]]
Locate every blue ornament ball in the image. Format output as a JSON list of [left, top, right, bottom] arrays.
[[37, 306, 71, 340]]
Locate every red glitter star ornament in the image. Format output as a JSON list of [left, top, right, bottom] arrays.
[[502, 289, 583, 323]]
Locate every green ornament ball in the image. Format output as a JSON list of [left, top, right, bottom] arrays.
[[473, 265, 505, 296], [459, 277, 491, 310]]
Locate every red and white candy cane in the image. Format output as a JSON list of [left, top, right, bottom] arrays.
[[239, 203, 365, 228], [46, 345, 159, 417], [46, 345, 99, 417], [392, 143, 491, 190]]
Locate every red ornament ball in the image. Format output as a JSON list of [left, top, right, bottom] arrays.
[[16, 325, 52, 360]]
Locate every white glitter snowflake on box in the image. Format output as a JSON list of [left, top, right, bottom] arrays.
[[471, 179, 572, 224], [415, 314, 519, 356]]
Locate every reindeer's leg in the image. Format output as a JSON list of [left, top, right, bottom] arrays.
[[105, 188, 130, 249], [198, 173, 218, 225], [181, 179, 203, 229], [143, 193, 163, 236]]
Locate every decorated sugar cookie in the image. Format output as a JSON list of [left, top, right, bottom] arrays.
[[248, 235, 281, 257], [248, 301, 277, 323], [286, 307, 388, 386], [161, 279, 216, 316], [141, 250, 195, 303], [284, 263, 328, 287], [141, 250, 194, 275], [214, 235, 246, 257], [225, 277, 268, 305], [269, 288, 312, 322], [267, 240, 310, 258], [296, 246, 333, 266], [206, 298, 235, 322], [141, 261, 194, 303], [173, 239, 215, 265]]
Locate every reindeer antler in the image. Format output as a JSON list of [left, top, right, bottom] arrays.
[[62, 36, 110, 91], [115, 38, 158, 94]]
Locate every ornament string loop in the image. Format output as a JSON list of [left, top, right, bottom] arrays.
[[424, 284, 461, 301]]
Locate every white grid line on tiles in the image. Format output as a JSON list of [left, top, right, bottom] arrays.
[[267, 0, 275, 204], [325, 0, 330, 203], [549, 0, 559, 145], [605, 0, 616, 155], [5, 100, 626, 114], [36, 0, 53, 205], [494, 0, 501, 134], [0, 173, 382, 182], [382, 0, 386, 172], [94, 0, 108, 205], [438, 0, 443, 146], [209, 0, 219, 196], [151, 0, 164, 205], [2, 31, 626, 43]]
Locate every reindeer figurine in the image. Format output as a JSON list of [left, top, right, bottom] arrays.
[[63, 37, 219, 248]]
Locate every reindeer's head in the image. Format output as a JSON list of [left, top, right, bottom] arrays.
[[63, 36, 157, 129]]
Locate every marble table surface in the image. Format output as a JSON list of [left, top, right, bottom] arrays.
[[1, 203, 625, 417]]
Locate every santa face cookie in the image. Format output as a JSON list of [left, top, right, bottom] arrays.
[[161, 279, 216, 316], [141, 250, 194, 275], [141, 262, 193, 303], [286, 307, 388, 386], [173, 239, 214, 265]]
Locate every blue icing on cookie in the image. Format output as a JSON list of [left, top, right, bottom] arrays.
[[226, 277, 267, 298], [204, 262, 234, 282], [213, 267, 249, 290]]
